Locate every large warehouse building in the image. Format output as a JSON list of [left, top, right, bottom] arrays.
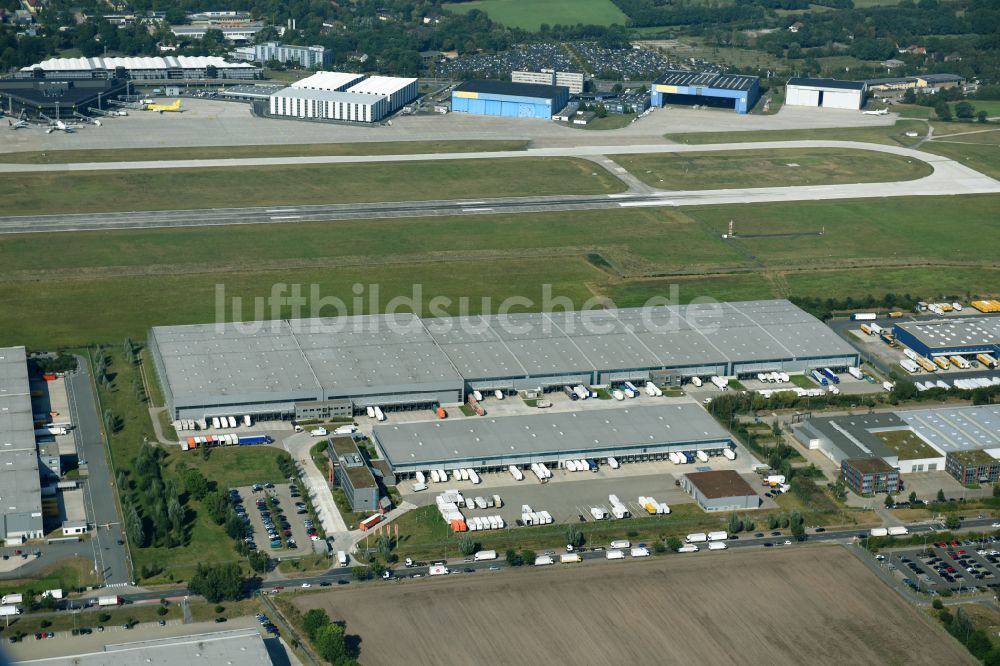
[[785, 78, 867, 110], [18, 56, 260, 80], [650, 70, 760, 114], [893, 316, 1000, 359], [451, 80, 569, 120], [267, 72, 417, 123], [150, 300, 858, 421], [0, 346, 44, 544], [372, 404, 733, 475]]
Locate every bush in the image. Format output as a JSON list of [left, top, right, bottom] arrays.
[[98, 612, 111, 622], [932, 598, 943, 610], [457, 535, 478, 557], [505, 549, 524, 567], [214, 605, 225, 614], [156, 606, 168, 616], [40, 620, 51, 628], [653, 541, 667, 554], [521, 549, 537, 565]]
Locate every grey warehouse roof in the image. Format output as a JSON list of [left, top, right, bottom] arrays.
[[373, 403, 731, 468], [787, 77, 866, 91], [151, 300, 855, 408], [796, 413, 899, 461], [896, 317, 1000, 349], [654, 70, 758, 91], [0, 346, 41, 528], [454, 79, 567, 99], [898, 405, 1000, 453], [19, 628, 273, 666]]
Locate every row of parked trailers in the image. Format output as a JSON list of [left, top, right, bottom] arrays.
[[522, 505, 554, 526], [177, 415, 253, 431], [916, 376, 1000, 392], [181, 434, 273, 450], [421, 468, 482, 485]]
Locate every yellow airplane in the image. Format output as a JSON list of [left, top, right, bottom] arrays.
[[146, 99, 181, 113]]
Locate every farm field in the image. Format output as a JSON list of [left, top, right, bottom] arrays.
[[0, 140, 530, 164], [0, 157, 625, 215], [294, 547, 972, 666], [2, 194, 1000, 348], [443, 0, 627, 31], [615, 148, 932, 189]]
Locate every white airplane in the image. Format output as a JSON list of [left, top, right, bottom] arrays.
[[862, 108, 889, 116], [45, 120, 77, 134], [7, 118, 29, 130]]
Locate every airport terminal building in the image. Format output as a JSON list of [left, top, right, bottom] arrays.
[[372, 404, 733, 475], [150, 300, 858, 421]]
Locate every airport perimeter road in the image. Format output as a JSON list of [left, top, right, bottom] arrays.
[[65, 359, 131, 586], [0, 140, 997, 234]]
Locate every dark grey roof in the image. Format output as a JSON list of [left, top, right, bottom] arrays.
[[919, 73, 964, 84], [796, 413, 900, 462], [0, 346, 42, 539], [654, 70, 758, 92], [787, 77, 865, 91], [454, 79, 567, 99]]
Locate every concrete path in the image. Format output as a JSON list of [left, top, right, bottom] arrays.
[[281, 433, 348, 537]]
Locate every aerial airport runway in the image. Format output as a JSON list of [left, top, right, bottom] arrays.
[[1, 140, 997, 234]]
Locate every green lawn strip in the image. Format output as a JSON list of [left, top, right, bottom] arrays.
[[0, 140, 530, 164], [0, 559, 101, 599], [682, 194, 1000, 268], [614, 148, 931, 189], [921, 140, 1000, 180], [0, 255, 600, 349], [665, 119, 929, 146], [167, 446, 293, 489], [0, 157, 625, 216]]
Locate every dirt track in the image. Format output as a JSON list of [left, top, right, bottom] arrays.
[[295, 546, 973, 666]]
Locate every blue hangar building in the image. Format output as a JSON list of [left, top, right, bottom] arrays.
[[651, 70, 760, 114], [451, 80, 569, 120]]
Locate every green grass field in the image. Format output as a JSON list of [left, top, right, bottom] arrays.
[[0, 157, 624, 216], [0, 140, 530, 164], [443, 0, 627, 30], [665, 119, 929, 146], [615, 148, 931, 189], [169, 446, 293, 489], [922, 139, 1000, 180], [3, 193, 1000, 349]]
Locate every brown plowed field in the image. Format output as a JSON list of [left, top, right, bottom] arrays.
[[295, 546, 972, 666]]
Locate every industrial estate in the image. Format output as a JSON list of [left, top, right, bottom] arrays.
[[2, 1, 1000, 663]]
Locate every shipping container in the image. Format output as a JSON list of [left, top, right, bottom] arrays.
[[366, 406, 376, 418], [374, 406, 386, 422], [494, 389, 505, 400], [696, 450, 709, 463], [509, 465, 523, 481], [607, 457, 620, 469]]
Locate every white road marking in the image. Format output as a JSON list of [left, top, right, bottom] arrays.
[[462, 208, 494, 212], [270, 215, 302, 220]]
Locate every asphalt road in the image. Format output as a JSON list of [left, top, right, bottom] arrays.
[[65, 360, 131, 586], [1, 140, 997, 234]]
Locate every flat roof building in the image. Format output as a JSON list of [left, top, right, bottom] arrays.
[[651, 70, 760, 114], [150, 300, 858, 421], [512, 70, 584, 94], [0, 346, 44, 544], [896, 405, 1000, 454], [269, 87, 388, 123], [893, 316, 1000, 359], [18, 628, 274, 666], [946, 449, 1000, 486], [452, 80, 570, 120], [253, 42, 332, 68], [345, 75, 418, 113], [372, 404, 733, 475], [841, 457, 900, 496], [681, 470, 760, 511], [329, 436, 379, 511]]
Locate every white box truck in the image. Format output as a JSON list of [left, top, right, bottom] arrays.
[[534, 555, 554, 566], [0, 605, 21, 617], [98, 595, 121, 607], [429, 564, 449, 576], [707, 531, 728, 542], [605, 549, 625, 560], [492, 494, 503, 508], [474, 549, 497, 561], [686, 533, 708, 543], [1, 594, 22, 605], [337, 550, 348, 567], [708, 542, 728, 551], [887, 526, 909, 537], [630, 546, 650, 558], [43, 589, 63, 600], [560, 553, 582, 564], [678, 544, 699, 553], [870, 527, 888, 537], [610, 539, 631, 550]]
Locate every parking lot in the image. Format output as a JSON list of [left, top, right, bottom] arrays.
[[234, 482, 316, 555], [881, 536, 1000, 595]]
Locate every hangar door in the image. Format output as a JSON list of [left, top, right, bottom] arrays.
[[786, 86, 819, 107], [821, 90, 860, 110]]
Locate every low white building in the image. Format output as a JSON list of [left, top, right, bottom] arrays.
[[513, 70, 584, 94], [786, 77, 866, 110], [269, 87, 387, 123], [18, 56, 260, 80]]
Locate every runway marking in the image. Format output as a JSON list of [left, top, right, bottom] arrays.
[[270, 215, 303, 220], [618, 200, 675, 207], [462, 208, 494, 212], [266, 208, 298, 213]]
